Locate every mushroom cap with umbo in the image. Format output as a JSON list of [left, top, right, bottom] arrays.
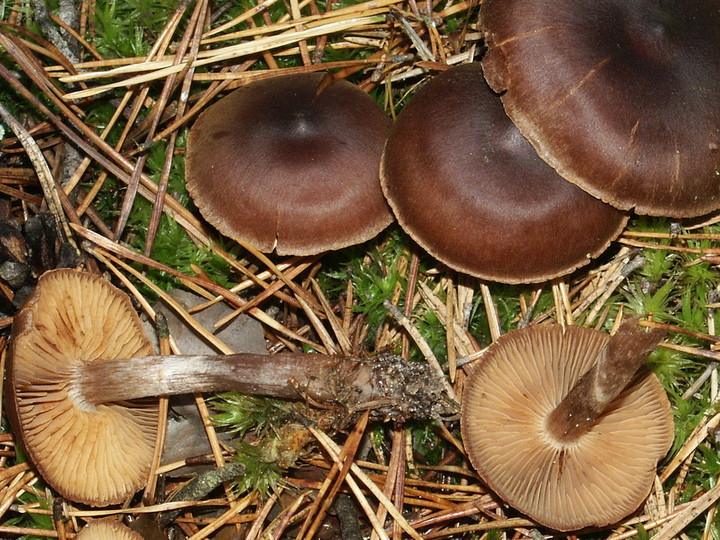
[[75, 519, 143, 540], [480, 0, 720, 218], [6, 269, 158, 506], [460, 324, 673, 531], [186, 73, 393, 256], [380, 63, 628, 284]]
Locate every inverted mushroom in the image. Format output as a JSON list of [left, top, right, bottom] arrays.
[[461, 319, 673, 531], [7, 270, 454, 504], [381, 63, 628, 283], [75, 519, 143, 540], [6, 268, 158, 506], [186, 72, 393, 255], [480, 0, 720, 217]]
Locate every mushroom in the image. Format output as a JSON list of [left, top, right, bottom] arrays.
[[381, 63, 628, 283], [7, 269, 454, 504], [461, 318, 674, 531], [75, 519, 143, 540], [186, 72, 393, 255], [6, 268, 158, 507], [480, 0, 720, 218]]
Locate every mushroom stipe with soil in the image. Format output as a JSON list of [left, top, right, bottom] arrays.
[[6, 268, 455, 506]]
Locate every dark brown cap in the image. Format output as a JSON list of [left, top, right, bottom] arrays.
[[461, 324, 674, 531], [381, 63, 628, 283], [186, 73, 393, 255], [7, 269, 158, 506], [480, 0, 720, 217]]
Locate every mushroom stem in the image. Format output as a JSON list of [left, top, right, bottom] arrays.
[[546, 317, 665, 443], [78, 352, 337, 404], [77, 352, 456, 420]]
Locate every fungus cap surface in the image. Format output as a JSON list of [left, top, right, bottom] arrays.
[[461, 324, 674, 531], [75, 519, 143, 540], [381, 63, 628, 283], [186, 73, 393, 255], [480, 0, 720, 217], [7, 269, 158, 506]]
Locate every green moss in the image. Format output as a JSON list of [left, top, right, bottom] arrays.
[[91, 0, 184, 58], [211, 393, 302, 497], [317, 227, 412, 344]]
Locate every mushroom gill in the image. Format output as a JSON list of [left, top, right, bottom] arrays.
[[6, 269, 158, 506], [75, 519, 143, 539], [461, 323, 673, 531]]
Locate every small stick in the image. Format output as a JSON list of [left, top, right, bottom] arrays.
[[0, 101, 76, 250], [479, 283, 501, 342], [653, 482, 720, 540], [52, 498, 67, 540], [309, 426, 422, 540], [391, 429, 407, 540], [370, 422, 404, 540], [298, 411, 369, 540], [158, 462, 247, 528], [267, 491, 311, 538], [0, 526, 59, 538], [246, 491, 281, 540], [186, 491, 255, 540], [202, 0, 282, 39], [402, 253, 420, 359], [445, 277, 457, 382], [619, 237, 720, 255], [388, 8, 435, 62], [143, 313, 171, 504]]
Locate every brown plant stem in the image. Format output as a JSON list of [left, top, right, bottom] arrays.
[[547, 317, 666, 443], [77, 352, 456, 421]]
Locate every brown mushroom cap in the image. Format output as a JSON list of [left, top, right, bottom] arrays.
[[75, 519, 143, 540], [480, 0, 720, 217], [381, 63, 628, 284], [461, 324, 674, 531], [6, 269, 158, 506], [186, 73, 393, 255]]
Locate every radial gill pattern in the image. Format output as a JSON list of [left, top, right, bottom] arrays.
[[8, 269, 158, 506], [75, 518, 144, 539], [461, 324, 673, 531]]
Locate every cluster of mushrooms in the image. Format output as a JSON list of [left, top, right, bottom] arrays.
[[6, 0, 720, 534], [182, 0, 719, 528], [4, 270, 673, 532], [186, 1, 720, 283]]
